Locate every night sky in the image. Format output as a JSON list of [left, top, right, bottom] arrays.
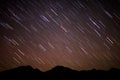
[[0, 0, 120, 71]]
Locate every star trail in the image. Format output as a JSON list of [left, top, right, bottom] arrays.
[[0, 0, 120, 71]]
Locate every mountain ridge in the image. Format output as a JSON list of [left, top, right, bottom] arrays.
[[0, 65, 120, 80], [1, 65, 120, 72]]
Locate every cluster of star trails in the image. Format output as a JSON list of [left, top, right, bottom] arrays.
[[0, 0, 120, 71]]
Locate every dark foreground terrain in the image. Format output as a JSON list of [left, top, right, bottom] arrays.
[[0, 66, 120, 80]]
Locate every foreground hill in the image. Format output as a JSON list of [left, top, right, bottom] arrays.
[[0, 66, 120, 80]]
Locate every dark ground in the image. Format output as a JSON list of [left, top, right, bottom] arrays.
[[0, 66, 120, 80]]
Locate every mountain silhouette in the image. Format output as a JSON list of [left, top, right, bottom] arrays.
[[47, 66, 77, 72], [0, 66, 120, 80]]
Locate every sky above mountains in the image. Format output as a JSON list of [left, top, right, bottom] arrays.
[[0, 0, 120, 71]]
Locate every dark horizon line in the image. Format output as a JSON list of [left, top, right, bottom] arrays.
[[1, 65, 120, 72]]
